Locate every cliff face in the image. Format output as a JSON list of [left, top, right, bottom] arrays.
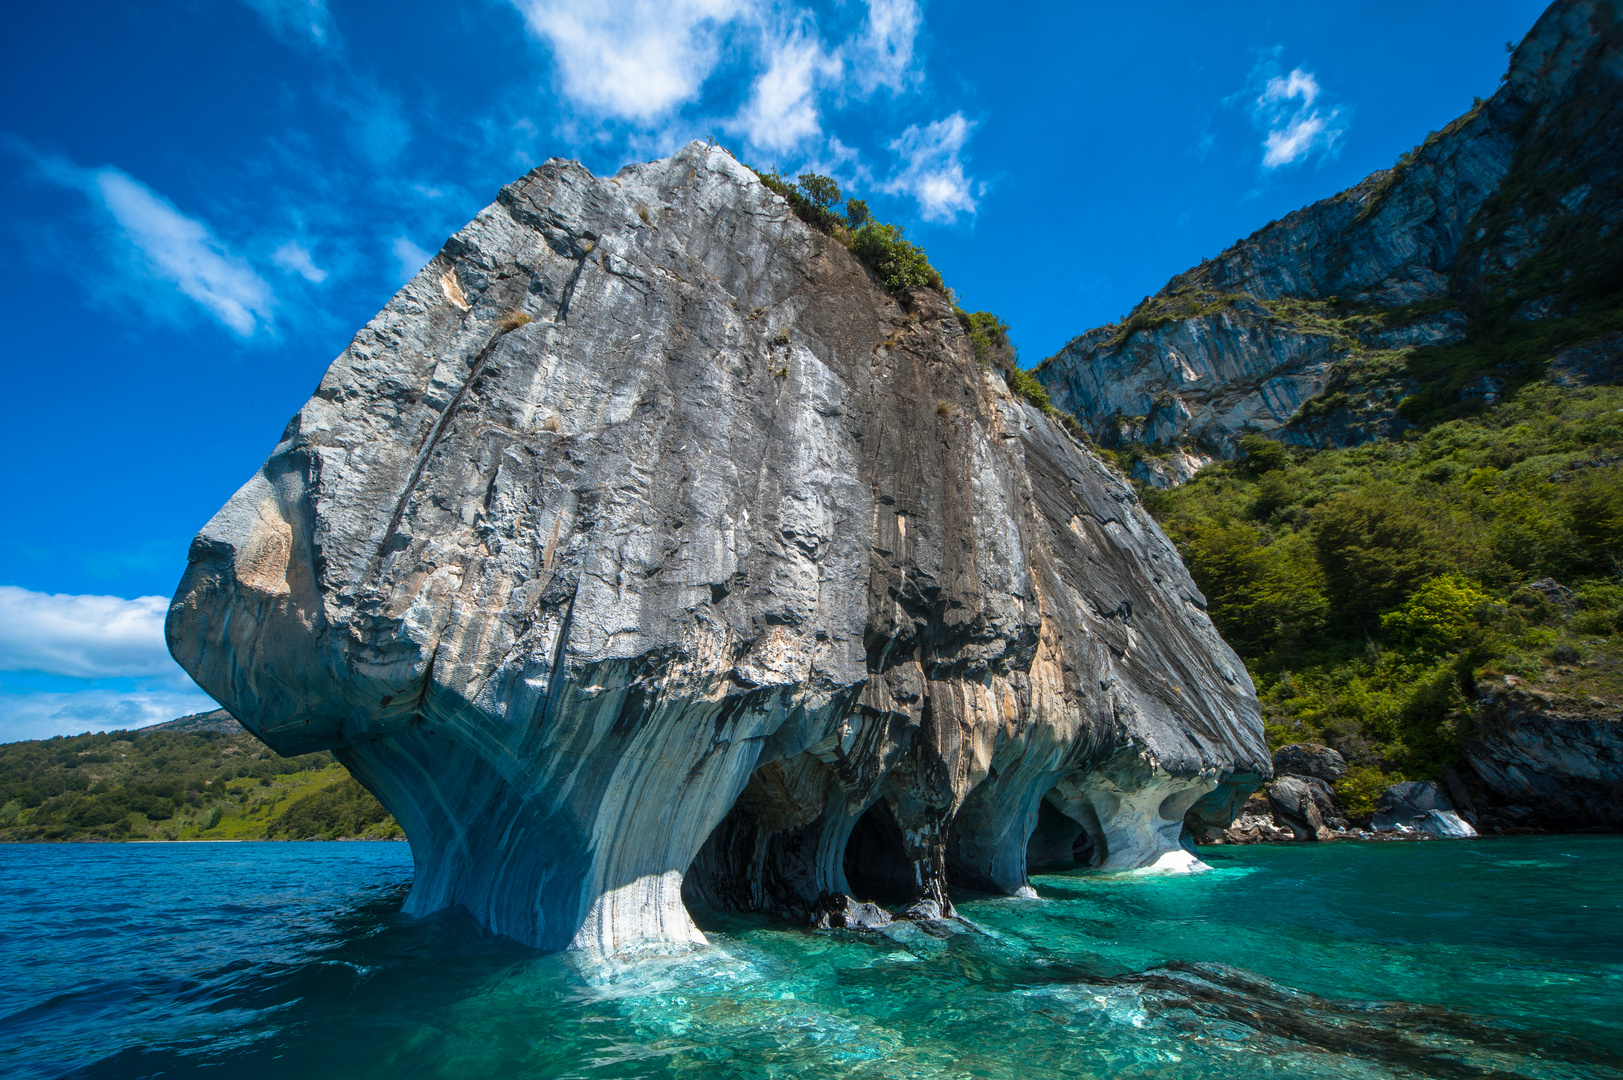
[[166, 142, 1266, 955], [1037, 0, 1623, 476], [1465, 679, 1623, 830]]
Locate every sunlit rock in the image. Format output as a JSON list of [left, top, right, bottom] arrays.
[[167, 142, 1267, 954], [1372, 782, 1477, 839], [1035, 0, 1623, 464]]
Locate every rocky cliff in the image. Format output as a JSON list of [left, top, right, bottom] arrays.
[[1037, 0, 1623, 480], [166, 142, 1266, 955], [1464, 678, 1623, 831]]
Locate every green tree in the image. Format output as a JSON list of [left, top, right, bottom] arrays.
[[796, 173, 841, 212], [1185, 523, 1328, 654], [1380, 574, 1491, 655], [1311, 488, 1469, 629], [1237, 433, 1291, 475]]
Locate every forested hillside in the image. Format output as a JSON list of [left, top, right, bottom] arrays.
[[0, 712, 400, 841], [1144, 379, 1623, 815]]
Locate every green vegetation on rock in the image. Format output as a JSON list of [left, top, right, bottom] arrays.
[[1143, 379, 1623, 790], [752, 169, 945, 295], [0, 720, 401, 842]]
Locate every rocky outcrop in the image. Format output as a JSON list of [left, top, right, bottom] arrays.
[[1371, 781, 1478, 838], [1036, 0, 1623, 472], [1272, 743, 1346, 784], [147, 708, 245, 736], [1265, 775, 1347, 840], [1464, 678, 1623, 830], [166, 142, 1267, 954]]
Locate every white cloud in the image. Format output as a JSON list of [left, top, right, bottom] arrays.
[[0, 587, 219, 741], [272, 241, 328, 283], [734, 31, 841, 153], [1263, 112, 1335, 168], [852, 0, 921, 92], [0, 587, 177, 680], [237, 0, 335, 48], [511, 0, 747, 121], [1260, 67, 1320, 110], [510, 0, 921, 158], [1247, 62, 1347, 169], [0, 687, 218, 743], [391, 236, 433, 284], [25, 151, 277, 336], [880, 113, 979, 222], [87, 170, 276, 335]]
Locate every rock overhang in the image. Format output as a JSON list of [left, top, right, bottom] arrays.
[[167, 140, 1268, 954]]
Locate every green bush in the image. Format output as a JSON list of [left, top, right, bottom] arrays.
[[1006, 367, 1052, 412], [1336, 765, 1395, 818], [755, 170, 845, 232], [1380, 574, 1492, 656], [848, 221, 943, 294], [1146, 381, 1623, 785], [955, 308, 1016, 369], [270, 778, 393, 840]]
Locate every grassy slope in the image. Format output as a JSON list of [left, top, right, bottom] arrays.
[[0, 725, 401, 842]]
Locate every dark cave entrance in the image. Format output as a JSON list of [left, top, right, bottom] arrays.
[[842, 799, 916, 905], [1026, 798, 1097, 870]]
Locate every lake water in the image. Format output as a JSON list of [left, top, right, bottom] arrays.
[[1, 836, 1619, 1079]]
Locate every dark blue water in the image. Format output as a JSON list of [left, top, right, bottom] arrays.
[[2, 837, 1620, 1079]]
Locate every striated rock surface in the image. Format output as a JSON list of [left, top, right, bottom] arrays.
[[166, 142, 1266, 954], [1372, 781, 1478, 838], [1465, 679, 1623, 830], [1036, 0, 1623, 473], [1272, 743, 1347, 784]]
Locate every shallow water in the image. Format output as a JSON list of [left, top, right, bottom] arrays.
[[1, 837, 1619, 1079]]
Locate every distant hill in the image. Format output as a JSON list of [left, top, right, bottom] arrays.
[[144, 708, 245, 736], [0, 717, 400, 842]]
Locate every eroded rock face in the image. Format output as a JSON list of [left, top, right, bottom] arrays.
[[1036, 0, 1623, 469], [1272, 743, 1347, 784], [1372, 782, 1477, 839], [166, 142, 1266, 954], [1465, 679, 1623, 830]]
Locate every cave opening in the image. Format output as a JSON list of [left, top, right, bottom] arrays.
[[842, 799, 915, 906], [1026, 797, 1100, 871]]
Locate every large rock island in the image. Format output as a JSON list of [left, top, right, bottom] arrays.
[[166, 143, 1266, 954]]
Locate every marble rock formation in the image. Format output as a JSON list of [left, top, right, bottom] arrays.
[[1266, 776, 1346, 841], [1372, 782, 1478, 839], [1035, 0, 1623, 474], [166, 142, 1267, 955], [1272, 743, 1347, 784], [1465, 677, 1623, 831]]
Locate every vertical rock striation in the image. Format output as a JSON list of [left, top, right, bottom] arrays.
[[1036, 0, 1623, 474], [167, 142, 1266, 954]]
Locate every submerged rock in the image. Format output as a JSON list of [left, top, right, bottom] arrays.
[[166, 142, 1266, 954], [1372, 782, 1478, 839]]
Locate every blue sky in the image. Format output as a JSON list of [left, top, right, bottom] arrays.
[[0, 0, 1547, 740]]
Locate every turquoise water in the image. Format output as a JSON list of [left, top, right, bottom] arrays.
[[1, 838, 1620, 1079]]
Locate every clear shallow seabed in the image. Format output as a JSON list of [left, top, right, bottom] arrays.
[[1, 837, 1619, 1080]]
